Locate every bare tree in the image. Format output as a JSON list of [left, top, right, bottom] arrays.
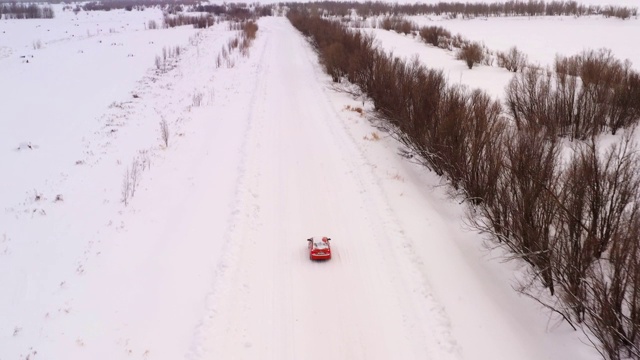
[[130, 158, 139, 197], [419, 26, 451, 47], [121, 167, 131, 206], [497, 46, 528, 72], [457, 90, 508, 205], [160, 118, 169, 148], [457, 42, 484, 69]]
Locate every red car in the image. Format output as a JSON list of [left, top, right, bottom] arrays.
[[307, 236, 332, 260]]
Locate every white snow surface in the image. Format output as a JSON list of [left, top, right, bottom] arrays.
[[364, 15, 640, 101], [1, 8, 605, 360]]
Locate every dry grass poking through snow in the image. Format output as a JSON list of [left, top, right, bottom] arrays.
[[363, 131, 380, 141], [345, 104, 364, 115], [216, 20, 259, 68]]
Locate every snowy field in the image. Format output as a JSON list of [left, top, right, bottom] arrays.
[[362, 15, 640, 100], [0, 4, 624, 360]]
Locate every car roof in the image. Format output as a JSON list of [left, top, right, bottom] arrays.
[[310, 236, 329, 248]]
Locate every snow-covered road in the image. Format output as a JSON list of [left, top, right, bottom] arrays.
[[193, 18, 458, 360]]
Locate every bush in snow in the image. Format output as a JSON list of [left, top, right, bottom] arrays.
[[506, 48, 640, 140], [154, 46, 182, 73], [456, 41, 484, 69], [242, 20, 258, 40], [299, 1, 637, 20], [0, 3, 54, 19], [163, 14, 215, 29], [601, 5, 634, 19], [192, 91, 203, 107], [497, 46, 527, 72], [121, 167, 131, 206], [377, 16, 414, 35], [121, 158, 143, 206], [418, 26, 451, 48], [160, 118, 169, 148]]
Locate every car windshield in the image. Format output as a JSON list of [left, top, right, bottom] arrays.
[[314, 242, 329, 249]]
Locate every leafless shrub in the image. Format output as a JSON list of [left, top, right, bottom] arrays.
[[228, 37, 239, 52], [457, 42, 484, 69], [455, 90, 507, 204], [130, 158, 139, 197], [229, 20, 241, 31], [505, 67, 552, 132], [450, 34, 466, 49], [160, 118, 169, 148], [148, 19, 158, 30], [556, 133, 640, 357], [345, 105, 364, 115], [207, 88, 215, 105], [242, 20, 258, 40], [119, 155, 146, 206], [377, 16, 415, 35], [507, 49, 640, 139], [419, 26, 451, 47], [601, 5, 634, 19], [497, 46, 527, 72], [363, 132, 380, 141], [1, 3, 54, 19], [481, 48, 494, 66], [155, 46, 181, 73], [192, 90, 203, 107], [470, 124, 562, 299], [163, 14, 214, 29], [32, 39, 42, 50], [239, 38, 251, 57], [121, 167, 130, 206], [292, 1, 636, 19], [323, 42, 347, 82], [138, 150, 151, 171]]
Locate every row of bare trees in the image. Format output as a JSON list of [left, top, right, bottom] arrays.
[[77, 0, 271, 20], [507, 49, 640, 139], [193, 3, 271, 19], [163, 13, 217, 29], [0, 3, 53, 19], [287, 0, 637, 20], [79, 0, 196, 12], [287, 9, 640, 359], [411, 21, 640, 122], [473, 130, 640, 360]]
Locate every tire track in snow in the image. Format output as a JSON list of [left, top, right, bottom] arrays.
[[292, 19, 462, 360], [185, 23, 272, 360]]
